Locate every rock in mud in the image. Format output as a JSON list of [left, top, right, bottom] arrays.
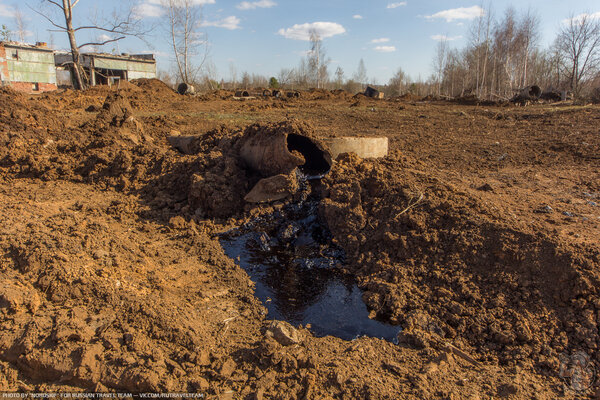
[[244, 174, 298, 203], [265, 321, 300, 346]]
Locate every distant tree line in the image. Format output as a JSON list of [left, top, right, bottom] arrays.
[[430, 6, 600, 100], [156, 4, 600, 100]]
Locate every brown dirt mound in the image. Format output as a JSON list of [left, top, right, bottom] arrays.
[[98, 93, 133, 123], [321, 153, 600, 369], [131, 78, 177, 98], [197, 89, 236, 101], [396, 93, 420, 101], [0, 84, 598, 398], [115, 79, 142, 92]]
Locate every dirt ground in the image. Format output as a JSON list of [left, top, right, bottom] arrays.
[[0, 80, 599, 399]]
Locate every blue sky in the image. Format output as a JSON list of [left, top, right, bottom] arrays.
[[0, 0, 599, 83]]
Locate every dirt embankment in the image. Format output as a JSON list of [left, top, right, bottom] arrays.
[[321, 153, 599, 369], [0, 81, 598, 398]]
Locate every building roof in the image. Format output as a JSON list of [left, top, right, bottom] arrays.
[[0, 41, 55, 53], [54, 51, 156, 64]]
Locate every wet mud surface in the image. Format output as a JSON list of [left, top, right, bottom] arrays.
[[220, 183, 400, 342]]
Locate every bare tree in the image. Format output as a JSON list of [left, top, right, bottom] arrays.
[[33, 0, 148, 90], [334, 66, 344, 89], [468, 2, 493, 97], [277, 68, 294, 88], [14, 6, 28, 43], [240, 71, 250, 89], [555, 13, 600, 95], [519, 10, 540, 87], [228, 62, 237, 89], [353, 59, 367, 88], [201, 60, 218, 90], [433, 38, 448, 95], [163, 0, 208, 85], [307, 29, 329, 88], [387, 67, 409, 96]]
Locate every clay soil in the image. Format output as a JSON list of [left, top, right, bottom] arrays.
[[0, 80, 599, 399]]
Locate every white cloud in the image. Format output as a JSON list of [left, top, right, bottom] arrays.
[[0, 4, 15, 17], [431, 34, 462, 41], [563, 12, 600, 25], [374, 45, 396, 52], [353, 14, 363, 19], [133, 3, 165, 18], [98, 34, 112, 42], [278, 22, 346, 41], [387, 2, 407, 9], [426, 6, 484, 22], [371, 38, 390, 43], [237, 0, 276, 10], [201, 16, 241, 30]]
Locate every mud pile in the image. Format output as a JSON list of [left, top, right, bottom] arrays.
[[0, 81, 598, 398], [130, 78, 177, 98], [0, 91, 166, 188], [321, 153, 600, 368]]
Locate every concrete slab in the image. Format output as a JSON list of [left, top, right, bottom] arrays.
[[323, 137, 389, 160]]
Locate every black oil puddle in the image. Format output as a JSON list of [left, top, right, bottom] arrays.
[[220, 181, 400, 342]]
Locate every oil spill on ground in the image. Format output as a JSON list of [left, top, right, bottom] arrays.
[[220, 186, 400, 342]]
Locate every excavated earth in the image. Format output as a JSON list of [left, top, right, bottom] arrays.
[[0, 80, 599, 399]]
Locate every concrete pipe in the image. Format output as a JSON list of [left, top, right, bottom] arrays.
[[286, 91, 300, 98], [520, 85, 542, 100], [323, 137, 389, 160], [177, 83, 195, 95], [272, 90, 282, 98], [239, 130, 332, 177], [235, 90, 250, 97]]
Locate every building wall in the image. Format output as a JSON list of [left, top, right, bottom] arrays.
[[94, 56, 156, 79], [5, 47, 57, 85], [0, 45, 9, 86], [0, 44, 57, 93], [9, 82, 57, 92]]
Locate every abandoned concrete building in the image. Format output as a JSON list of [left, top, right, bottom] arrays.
[[0, 42, 58, 93], [0, 40, 156, 93], [54, 52, 157, 87]]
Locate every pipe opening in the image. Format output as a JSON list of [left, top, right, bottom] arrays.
[[528, 85, 541, 98], [287, 134, 331, 177]]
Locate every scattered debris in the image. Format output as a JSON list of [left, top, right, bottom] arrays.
[[364, 86, 384, 99], [534, 205, 554, 214]]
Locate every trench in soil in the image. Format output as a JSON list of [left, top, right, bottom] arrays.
[[220, 179, 400, 342]]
